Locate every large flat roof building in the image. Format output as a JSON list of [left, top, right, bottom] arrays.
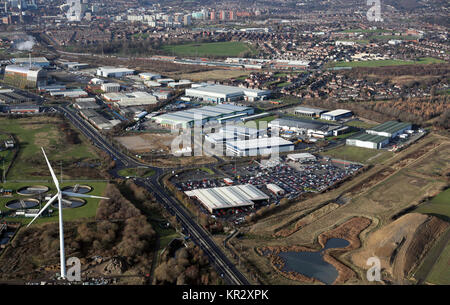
[[269, 117, 334, 137], [294, 107, 327, 117], [320, 109, 353, 121], [366, 121, 412, 138], [346, 133, 390, 149], [185, 84, 270, 102], [4, 65, 47, 88], [153, 104, 254, 129], [97, 67, 135, 78], [102, 92, 158, 108], [12, 57, 50, 68], [220, 124, 267, 140], [184, 184, 269, 213], [226, 137, 294, 157]]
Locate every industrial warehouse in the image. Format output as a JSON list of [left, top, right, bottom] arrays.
[[102, 91, 159, 108], [152, 104, 254, 129], [3, 65, 47, 88], [366, 121, 413, 138], [346, 121, 413, 149], [11, 57, 50, 68], [96, 66, 135, 78], [269, 117, 349, 138], [184, 184, 269, 214], [294, 106, 327, 118], [320, 109, 353, 121], [185, 83, 271, 102], [225, 137, 294, 156]]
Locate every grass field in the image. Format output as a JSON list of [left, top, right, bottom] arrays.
[[160, 41, 257, 57], [277, 81, 292, 87], [118, 168, 155, 178], [340, 29, 390, 34], [426, 242, 450, 284], [322, 145, 393, 164], [414, 188, 450, 219], [331, 57, 446, 68], [238, 115, 277, 128], [170, 69, 250, 82], [0, 181, 108, 225], [199, 167, 214, 175], [371, 35, 419, 40], [0, 117, 99, 180], [345, 120, 378, 129]]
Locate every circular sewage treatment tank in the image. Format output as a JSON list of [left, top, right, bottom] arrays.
[[61, 185, 92, 194], [17, 185, 49, 196], [6, 198, 40, 210], [51, 198, 86, 209]]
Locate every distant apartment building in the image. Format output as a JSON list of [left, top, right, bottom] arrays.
[[219, 10, 226, 21], [183, 14, 192, 26]]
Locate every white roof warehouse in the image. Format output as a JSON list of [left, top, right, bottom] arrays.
[[185, 84, 271, 102], [184, 184, 269, 213], [226, 137, 294, 157]]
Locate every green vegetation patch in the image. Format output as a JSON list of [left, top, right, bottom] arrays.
[[415, 188, 450, 219], [118, 168, 155, 178], [426, 242, 450, 285], [0, 181, 108, 225], [322, 145, 392, 164], [345, 120, 378, 129], [340, 28, 390, 34], [160, 41, 257, 57], [0, 117, 99, 180], [199, 167, 214, 175], [331, 57, 446, 68]]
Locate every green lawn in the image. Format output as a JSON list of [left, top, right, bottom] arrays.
[[118, 168, 155, 178], [345, 120, 378, 129], [415, 188, 450, 219], [0, 117, 99, 180], [322, 145, 392, 164], [426, 242, 450, 285], [340, 29, 390, 34], [371, 35, 419, 40], [0, 181, 108, 225], [277, 81, 292, 88], [160, 41, 257, 57], [238, 115, 276, 128], [199, 167, 214, 175], [331, 57, 446, 68]]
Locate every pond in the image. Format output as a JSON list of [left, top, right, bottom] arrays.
[[278, 238, 350, 285]]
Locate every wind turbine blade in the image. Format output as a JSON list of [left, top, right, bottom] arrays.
[[62, 191, 109, 200], [27, 194, 58, 227], [41, 147, 60, 192]]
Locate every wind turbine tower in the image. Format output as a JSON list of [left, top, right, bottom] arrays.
[[27, 148, 109, 279]]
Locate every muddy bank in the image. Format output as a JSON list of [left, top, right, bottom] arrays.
[[258, 217, 372, 284], [352, 213, 449, 282]]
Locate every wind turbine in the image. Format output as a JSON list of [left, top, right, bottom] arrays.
[[27, 148, 109, 280]]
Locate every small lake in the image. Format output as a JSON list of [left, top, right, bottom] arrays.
[[0, 231, 15, 245], [278, 238, 350, 285]]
